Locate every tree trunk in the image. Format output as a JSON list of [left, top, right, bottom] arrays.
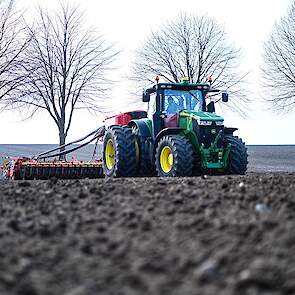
[[59, 128, 66, 161]]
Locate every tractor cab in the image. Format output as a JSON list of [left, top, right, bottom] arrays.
[[144, 78, 228, 112], [142, 78, 228, 138]]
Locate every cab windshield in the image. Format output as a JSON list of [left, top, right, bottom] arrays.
[[164, 89, 203, 114]]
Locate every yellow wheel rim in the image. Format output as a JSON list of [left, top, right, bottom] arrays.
[[160, 146, 173, 173], [105, 139, 115, 170]]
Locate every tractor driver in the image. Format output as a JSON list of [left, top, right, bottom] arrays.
[[166, 96, 179, 114]]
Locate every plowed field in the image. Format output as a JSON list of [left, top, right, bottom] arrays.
[[0, 173, 294, 295]]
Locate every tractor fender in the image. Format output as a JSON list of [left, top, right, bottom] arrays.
[[153, 127, 185, 157], [224, 127, 238, 135], [128, 119, 152, 137]]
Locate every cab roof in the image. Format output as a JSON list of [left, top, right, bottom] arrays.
[[146, 82, 212, 93]]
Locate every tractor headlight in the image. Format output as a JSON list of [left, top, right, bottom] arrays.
[[215, 121, 224, 126], [198, 120, 212, 126]]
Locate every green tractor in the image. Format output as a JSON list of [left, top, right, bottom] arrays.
[[102, 78, 248, 177]]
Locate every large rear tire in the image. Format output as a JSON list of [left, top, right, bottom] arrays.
[[103, 126, 137, 177], [155, 135, 193, 177], [225, 135, 248, 175], [137, 137, 155, 177]]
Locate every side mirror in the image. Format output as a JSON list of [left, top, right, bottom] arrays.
[[142, 92, 150, 102], [222, 92, 229, 102], [207, 101, 215, 113]]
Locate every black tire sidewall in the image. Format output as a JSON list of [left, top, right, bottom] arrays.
[[225, 135, 248, 175], [103, 126, 137, 177], [137, 136, 155, 177]]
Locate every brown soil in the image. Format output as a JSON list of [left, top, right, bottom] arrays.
[[0, 173, 295, 295]]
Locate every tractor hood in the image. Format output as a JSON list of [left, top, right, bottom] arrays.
[[180, 111, 224, 122]]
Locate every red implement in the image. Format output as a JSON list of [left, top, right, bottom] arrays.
[[11, 159, 104, 180], [104, 110, 147, 127]]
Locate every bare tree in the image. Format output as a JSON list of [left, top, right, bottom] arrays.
[[262, 2, 295, 112], [132, 14, 248, 114], [12, 3, 117, 150], [0, 0, 30, 104]]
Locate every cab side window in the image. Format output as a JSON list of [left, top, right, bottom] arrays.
[[147, 93, 156, 119]]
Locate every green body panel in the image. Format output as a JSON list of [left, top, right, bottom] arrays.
[[178, 111, 229, 170], [180, 110, 224, 122], [199, 142, 231, 170], [178, 114, 199, 148], [140, 118, 153, 136]]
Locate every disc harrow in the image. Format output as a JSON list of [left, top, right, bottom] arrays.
[[2, 126, 106, 180], [12, 160, 104, 180]]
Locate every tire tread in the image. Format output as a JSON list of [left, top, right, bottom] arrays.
[[155, 135, 193, 177], [225, 135, 248, 175]]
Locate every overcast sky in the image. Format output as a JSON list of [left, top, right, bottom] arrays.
[[0, 0, 294, 144]]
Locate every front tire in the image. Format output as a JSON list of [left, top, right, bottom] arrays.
[[155, 135, 193, 177], [225, 135, 248, 175], [103, 126, 137, 177]]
